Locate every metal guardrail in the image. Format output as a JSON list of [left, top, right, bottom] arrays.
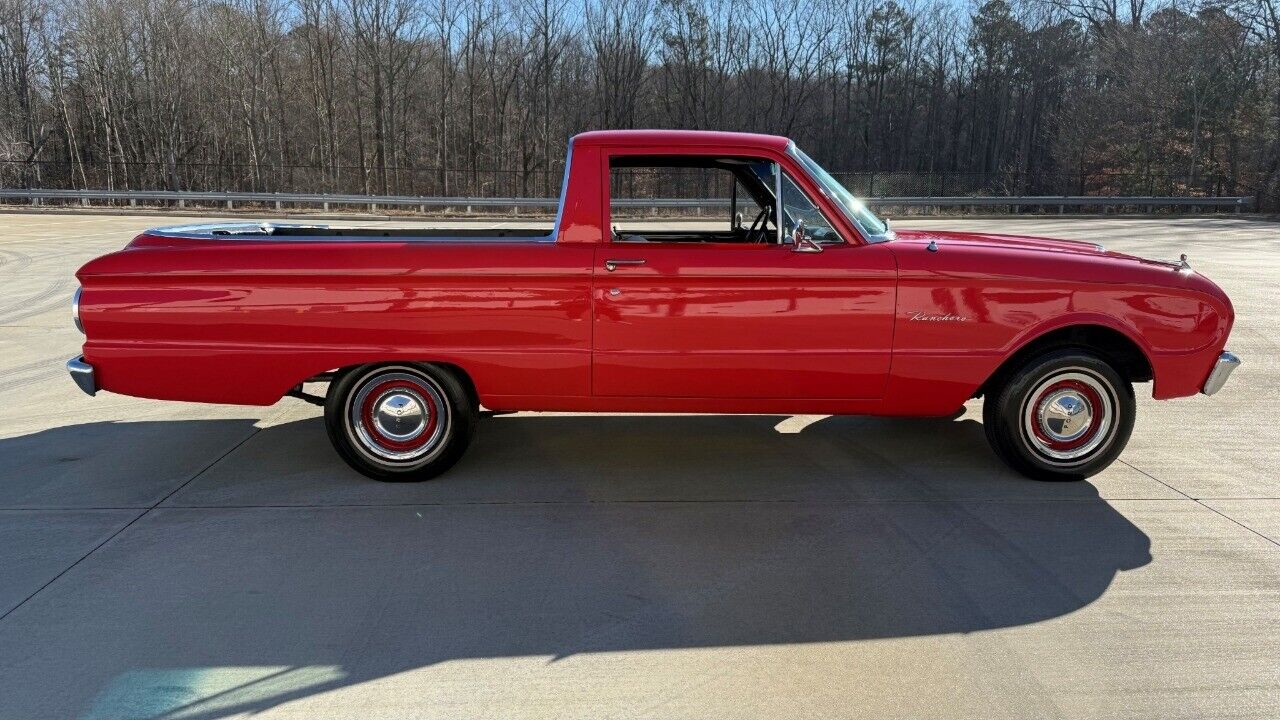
[[0, 188, 1255, 212]]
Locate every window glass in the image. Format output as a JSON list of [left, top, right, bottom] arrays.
[[790, 145, 889, 237], [608, 157, 778, 244], [780, 172, 843, 244]]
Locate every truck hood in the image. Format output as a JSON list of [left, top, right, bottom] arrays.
[[890, 229, 1113, 258]]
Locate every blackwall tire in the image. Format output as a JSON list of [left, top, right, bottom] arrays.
[[983, 350, 1135, 481], [324, 363, 477, 482]]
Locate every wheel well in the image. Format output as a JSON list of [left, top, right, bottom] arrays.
[[303, 361, 479, 408], [977, 324, 1153, 398]]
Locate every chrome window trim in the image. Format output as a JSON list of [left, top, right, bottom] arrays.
[[549, 138, 574, 242], [774, 160, 783, 245]]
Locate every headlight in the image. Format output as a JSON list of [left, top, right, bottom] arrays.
[[72, 287, 83, 333]]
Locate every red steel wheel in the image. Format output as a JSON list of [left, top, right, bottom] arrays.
[[1022, 375, 1109, 459], [350, 374, 445, 461]]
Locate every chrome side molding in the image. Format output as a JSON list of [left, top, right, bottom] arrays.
[[67, 355, 97, 396], [1201, 351, 1240, 396]]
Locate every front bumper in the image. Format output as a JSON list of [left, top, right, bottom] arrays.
[[67, 355, 97, 396], [1201, 351, 1240, 396]]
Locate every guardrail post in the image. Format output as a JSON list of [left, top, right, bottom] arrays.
[[370, 203, 377, 212], [226, 200, 233, 210], [81, 197, 89, 207], [178, 198, 185, 208], [275, 200, 282, 211], [323, 202, 330, 212], [130, 198, 137, 208]]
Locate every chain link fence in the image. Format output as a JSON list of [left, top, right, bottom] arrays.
[[0, 159, 1252, 201]]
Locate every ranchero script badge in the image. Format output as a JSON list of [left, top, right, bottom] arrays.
[[908, 311, 968, 322]]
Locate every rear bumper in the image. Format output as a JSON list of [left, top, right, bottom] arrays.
[[67, 355, 97, 396], [1201, 351, 1240, 396]]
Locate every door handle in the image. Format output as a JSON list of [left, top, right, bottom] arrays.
[[604, 259, 646, 272]]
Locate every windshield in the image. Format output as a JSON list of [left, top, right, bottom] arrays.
[[789, 145, 889, 239]]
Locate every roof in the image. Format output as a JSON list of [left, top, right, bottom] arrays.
[[570, 129, 791, 151]]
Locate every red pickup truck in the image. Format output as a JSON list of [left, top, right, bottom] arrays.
[[67, 130, 1238, 482]]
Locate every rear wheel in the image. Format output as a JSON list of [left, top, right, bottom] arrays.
[[324, 363, 477, 482], [983, 350, 1135, 481]]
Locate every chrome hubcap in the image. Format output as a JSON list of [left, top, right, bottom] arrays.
[[346, 370, 449, 464], [373, 392, 426, 441], [1038, 389, 1093, 443], [1021, 369, 1115, 465]]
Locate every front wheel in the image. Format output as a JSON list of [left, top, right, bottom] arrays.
[[983, 350, 1135, 481], [324, 363, 477, 482]]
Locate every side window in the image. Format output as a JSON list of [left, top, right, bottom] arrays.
[[608, 156, 775, 244], [780, 172, 842, 244]]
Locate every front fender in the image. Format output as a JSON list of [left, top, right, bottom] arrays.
[[883, 256, 1232, 412]]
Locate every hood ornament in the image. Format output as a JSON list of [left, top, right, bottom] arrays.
[[1176, 253, 1191, 271]]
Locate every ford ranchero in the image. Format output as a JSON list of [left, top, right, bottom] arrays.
[[67, 130, 1239, 482]]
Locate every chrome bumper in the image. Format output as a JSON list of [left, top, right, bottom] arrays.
[[67, 355, 97, 396], [1201, 351, 1240, 396]]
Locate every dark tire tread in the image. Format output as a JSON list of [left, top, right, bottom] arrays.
[[982, 349, 1135, 481], [323, 362, 478, 482]]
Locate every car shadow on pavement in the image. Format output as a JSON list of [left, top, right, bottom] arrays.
[[0, 414, 1152, 720]]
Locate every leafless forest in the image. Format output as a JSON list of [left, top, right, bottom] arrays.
[[1, 0, 1278, 206]]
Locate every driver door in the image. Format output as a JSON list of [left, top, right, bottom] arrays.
[[591, 153, 896, 400]]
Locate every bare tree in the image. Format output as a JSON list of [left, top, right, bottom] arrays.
[[0, 0, 1274, 207]]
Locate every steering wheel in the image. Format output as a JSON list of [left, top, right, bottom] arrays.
[[745, 206, 773, 244]]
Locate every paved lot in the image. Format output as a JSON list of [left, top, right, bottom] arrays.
[[0, 211, 1276, 719]]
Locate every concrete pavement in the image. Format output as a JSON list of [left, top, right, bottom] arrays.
[[0, 212, 1276, 719]]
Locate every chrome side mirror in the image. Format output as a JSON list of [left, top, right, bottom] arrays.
[[791, 220, 823, 253]]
